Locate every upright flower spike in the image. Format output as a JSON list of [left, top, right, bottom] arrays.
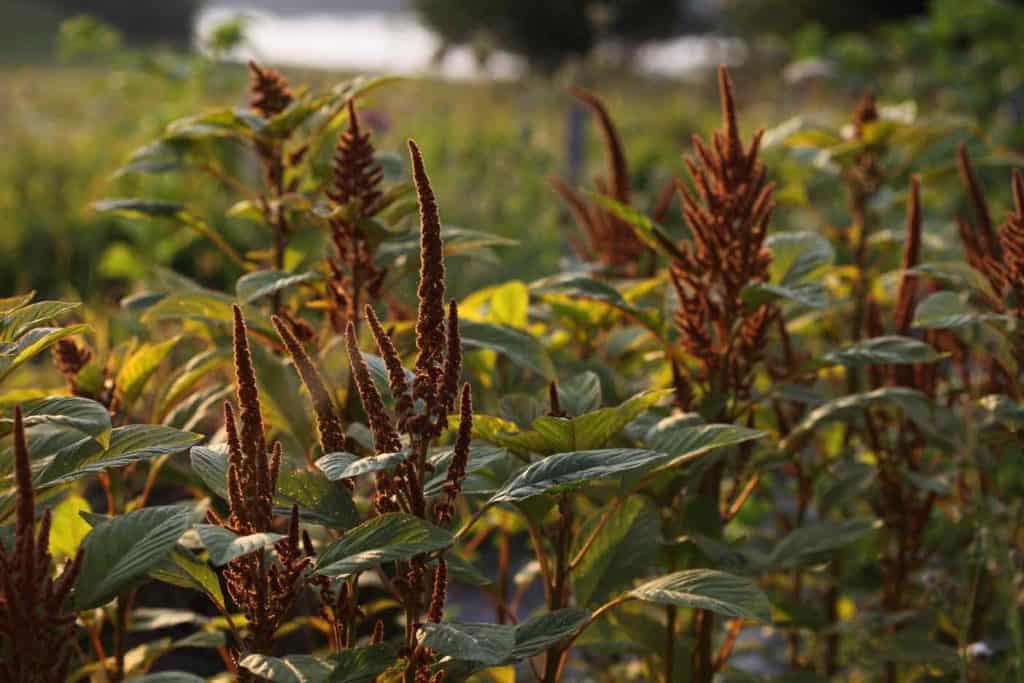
[[408, 140, 448, 404], [272, 315, 347, 455], [957, 143, 999, 259], [438, 300, 462, 415], [329, 99, 384, 214], [233, 305, 269, 495], [550, 87, 648, 273], [670, 64, 776, 403], [894, 177, 923, 336], [248, 61, 293, 119], [0, 407, 83, 683], [344, 322, 403, 455], [1001, 169, 1024, 314], [365, 305, 414, 419], [435, 384, 472, 527], [326, 99, 387, 330], [427, 558, 448, 623]]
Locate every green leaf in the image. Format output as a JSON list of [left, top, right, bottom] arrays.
[[134, 674, 206, 683], [630, 569, 772, 622], [315, 451, 408, 481], [0, 300, 80, 341], [911, 261, 1000, 302], [417, 622, 515, 666], [460, 320, 555, 379], [91, 198, 186, 220], [191, 445, 359, 529], [533, 275, 662, 331], [488, 449, 665, 503], [116, 337, 180, 405], [510, 608, 591, 661], [742, 281, 828, 309], [326, 643, 401, 683], [149, 545, 226, 611], [74, 505, 193, 609], [573, 496, 661, 606], [557, 372, 603, 416], [196, 525, 284, 566], [238, 654, 332, 683], [0, 324, 91, 382], [781, 387, 937, 453], [819, 335, 942, 367], [588, 194, 685, 260], [314, 513, 453, 578], [644, 419, 766, 471], [236, 270, 321, 304], [913, 291, 999, 329], [766, 231, 834, 285], [767, 519, 877, 569], [41, 425, 201, 487], [48, 493, 92, 559], [1, 396, 111, 444]]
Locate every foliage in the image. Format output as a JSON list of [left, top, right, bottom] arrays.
[[2, 25, 1024, 683]]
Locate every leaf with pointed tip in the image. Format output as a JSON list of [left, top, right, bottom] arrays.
[[644, 421, 766, 471], [236, 270, 321, 304], [767, 519, 878, 569], [74, 505, 193, 609], [40, 425, 201, 487], [819, 335, 942, 368], [116, 336, 181, 405], [417, 622, 515, 666], [326, 643, 400, 683], [630, 569, 772, 622], [0, 396, 111, 444], [238, 654, 332, 683], [91, 198, 186, 220], [913, 291, 1001, 329], [461, 320, 555, 379], [196, 525, 284, 566], [149, 544, 226, 611], [315, 451, 408, 481], [510, 608, 591, 661], [0, 300, 80, 341], [0, 324, 91, 382], [314, 513, 452, 578], [766, 231, 834, 285], [488, 449, 664, 503]]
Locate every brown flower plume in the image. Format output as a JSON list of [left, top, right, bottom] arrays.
[[326, 99, 387, 330], [208, 306, 309, 671], [550, 87, 649, 273], [0, 407, 83, 683], [248, 61, 293, 119], [670, 65, 776, 407]]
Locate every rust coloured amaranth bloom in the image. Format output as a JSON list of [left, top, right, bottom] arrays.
[[272, 315, 347, 456], [248, 61, 293, 118], [207, 307, 309, 674], [670, 65, 776, 407], [0, 407, 83, 683], [550, 87, 650, 274], [326, 99, 388, 330]]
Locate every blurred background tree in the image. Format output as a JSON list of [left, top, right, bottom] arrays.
[[41, 0, 199, 45], [413, 0, 692, 73]]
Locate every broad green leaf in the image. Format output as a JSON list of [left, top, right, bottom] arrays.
[[557, 371, 603, 416], [74, 505, 192, 609], [0, 300, 80, 342], [0, 324, 91, 382], [589, 194, 685, 260], [417, 622, 515, 666], [315, 451, 408, 481], [766, 231, 834, 285], [424, 445, 514, 497], [91, 198, 186, 220], [236, 270, 321, 304], [196, 525, 284, 566], [767, 519, 878, 569], [488, 449, 666, 503], [532, 275, 662, 331], [116, 336, 180, 405], [238, 654, 332, 683], [573, 496, 661, 606], [781, 387, 937, 453], [510, 608, 591, 660], [644, 419, 765, 471], [0, 292, 36, 316], [461, 280, 530, 329], [48, 493, 92, 559], [742, 281, 828, 309], [629, 569, 772, 622], [315, 513, 453, 578], [911, 261, 1000, 302], [165, 108, 265, 140], [149, 545, 226, 611], [461, 320, 555, 379], [1, 396, 111, 444], [820, 335, 942, 367], [191, 445, 358, 529], [326, 643, 400, 683], [41, 425, 201, 486], [141, 291, 236, 327], [913, 291, 999, 329], [361, 353, 415, 404]]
